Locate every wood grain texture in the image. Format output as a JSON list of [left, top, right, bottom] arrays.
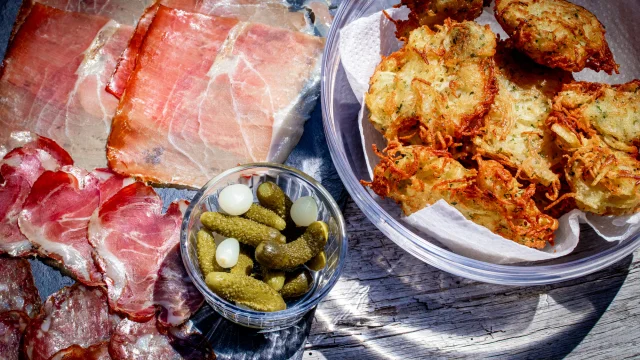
[[303, 199, 640, 360]]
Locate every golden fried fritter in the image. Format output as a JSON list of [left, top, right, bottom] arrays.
[[495, 0, 619, 74], [366, 20, 497, 150], [364, 144, 557, 248], [392, 0, 486, 40], [473, 42, 572, 196], [547, 81, 640, 215]]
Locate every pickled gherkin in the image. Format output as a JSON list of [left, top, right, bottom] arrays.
[[262, 269, 286, 291], [196, 229, 225, 275], [230, 247, 254, 276], [306, 251, 326, 271], [242, 204, 286, 231], [205, 272, 286, 312], [255, 221, 328, 270], [201, 212, 286, 247], [256, 182, 291, 218], [280, 269, 313, 298]]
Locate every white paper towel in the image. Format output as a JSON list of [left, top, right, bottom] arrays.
[[340, 4, 640, 264]]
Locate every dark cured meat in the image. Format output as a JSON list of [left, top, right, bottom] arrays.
[[50, 342, 111, 360], [18, 167, 131, 286], [23, 284, 115, 360], [88, 183, 202, 325], [0, 258, 41, 318], [0, 132, 73, 256], [109, 318, 214, 360], [0, 311, 30, 360]]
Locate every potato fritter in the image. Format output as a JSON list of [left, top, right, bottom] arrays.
[[495, 0, 619, 74], [392, 0, 486, 40], [366, 20, 497, 150], [364, 144, 557, 249], [547, 81, 640, 215], [473, 42, 572, 196]]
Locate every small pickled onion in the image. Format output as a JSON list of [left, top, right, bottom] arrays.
[[218, 184, 253, 216], [290, 196, 318, 227], [216, 238, 240, 268]]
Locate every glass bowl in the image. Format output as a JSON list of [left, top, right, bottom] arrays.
[[321, 0, 640, 285], [180, 163, 347, 330]]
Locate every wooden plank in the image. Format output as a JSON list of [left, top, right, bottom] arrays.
[[303, 199, 640, 359]]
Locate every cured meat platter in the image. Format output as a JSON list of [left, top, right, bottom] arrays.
[[0, 0, 344, 358]]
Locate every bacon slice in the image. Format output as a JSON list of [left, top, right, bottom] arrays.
[[50, 342, 111, 360], [106, 0, 313, 99], [0, 258, 41, 318], [0, 132, 73, 256], [23, 284, 114, 360], [0, 311, 30, 360], [109, 318, 214, 360], [18, 167, 131, 286], [88, 182, 202, 324], [0, 4, 133, 169], [107, 6, 324, 188]]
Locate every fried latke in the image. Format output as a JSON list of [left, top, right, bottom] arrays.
[[547, 81, 640, 215], [364, 144, 557, 248], [366, 20, 497, 150], [495, 0, 619, 74], [393, 0, 486, 40], [473, 42, 572, 197]]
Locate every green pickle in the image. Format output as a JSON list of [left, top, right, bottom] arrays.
[[229, 247, 254, 276], [201, 212, 286, 247], [205, 272, 286, 312], [256, 182, 291, 218], [280, 269, 313, 298], [262, 269, 286, 291], [305, 251, 327, 271], [242, 204, 286, 231], [196, 229, 225, 275], [255, 221, 328, 270]]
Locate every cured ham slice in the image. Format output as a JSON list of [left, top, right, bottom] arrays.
[[0, 3, 133, 169], [0, 258, 41, 318], [36, 0, 153, 25], [110, 318, 214, 360], [106, 0, 312, 98], [18, 167, 131, 286], [0, 311, 30, 360], [88, 182, 203, 324], [0, 132, 73, 256], [107, 6, 324, 188], [50, 342, 111, 360], [23, 284, 115, 360]]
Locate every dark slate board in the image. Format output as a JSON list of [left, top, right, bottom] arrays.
[[1, 2, 346, 359]]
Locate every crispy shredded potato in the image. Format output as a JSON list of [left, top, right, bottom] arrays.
[[363, 144, 557, 248], [495, 0, 619, 74], [392, 0, 486, 40], [473, 42, 572, 197], [366, 20, 497, 150], [547, 81, 640, 215]]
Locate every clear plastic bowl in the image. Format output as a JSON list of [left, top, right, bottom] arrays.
[[321, 0, 640, 285], [180, 163, 347, 330]]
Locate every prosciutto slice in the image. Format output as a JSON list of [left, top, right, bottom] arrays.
[[107, 6, 324, 188], [0, 132, 73, 256], [109, 318, 214, 360], [18, 167, 131, 286], [0, 3, 133, 169], [0, 311, 30, 360], [88, 182, 203, 324], [23, 284, 115, 360], [50, 342, 111, 360], [36, 0, 153, 25], [107, 0, 313, 98], [0, 258, 41, 318]]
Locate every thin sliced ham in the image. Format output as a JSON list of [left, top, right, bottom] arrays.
[[109, 318, 214, 360], [0, 258, 42, 318], [50, 342, 111, 360], [36, 0, 153, 25], [88, 182, 202, 325], [18, 167, 131, 286], [0, 3, 133, 169], [107, 6, 324, 188], [0, 132, 73, 256], [0, 311, 30, 360], [23, 284, 115, 360]]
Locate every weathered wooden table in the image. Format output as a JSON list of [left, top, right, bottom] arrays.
[[300, 199, 640, 360]]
